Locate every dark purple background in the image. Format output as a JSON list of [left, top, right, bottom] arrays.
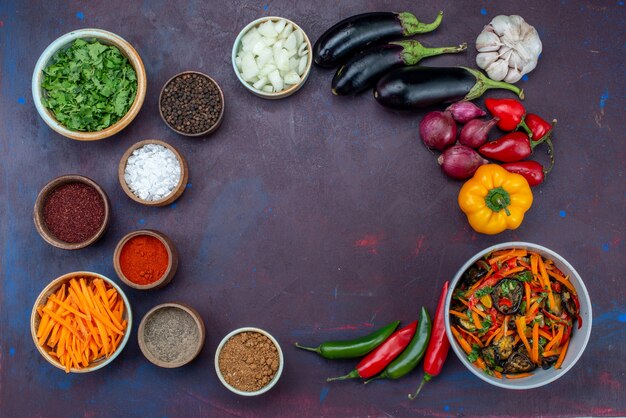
[[1, 1, 624, 417]]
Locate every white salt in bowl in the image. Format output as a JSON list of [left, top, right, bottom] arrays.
[[215, 327, 284, 396], [232, 16, 312, 99], [118, 139, 189, 207]]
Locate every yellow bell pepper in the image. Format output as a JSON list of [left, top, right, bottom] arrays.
[[458, 164, 533, 235]]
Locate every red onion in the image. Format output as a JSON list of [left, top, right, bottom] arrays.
[[458, 117, 500, 148], [446, 101, 487, 123], [419, 110, 457, 151], [438, 145, 488, 180]]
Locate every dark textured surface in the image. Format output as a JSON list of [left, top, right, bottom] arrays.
[[1, 1, 624, 417]]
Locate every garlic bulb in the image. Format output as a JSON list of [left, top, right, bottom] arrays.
[[475, 15, 542, 83]]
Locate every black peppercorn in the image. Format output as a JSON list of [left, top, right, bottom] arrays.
[[160, 73, 223, 135]]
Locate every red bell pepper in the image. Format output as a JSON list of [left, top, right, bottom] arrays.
[[479, 131, 534, 162], [485, 98, 533, 136], [327, 321, 417, 381]]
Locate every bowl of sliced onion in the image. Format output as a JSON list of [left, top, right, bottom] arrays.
[[232, 16, 312, 99]]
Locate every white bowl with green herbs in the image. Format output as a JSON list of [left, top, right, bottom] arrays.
[[32, 28, 146, 141]]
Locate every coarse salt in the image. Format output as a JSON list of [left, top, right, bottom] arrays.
[[124, 144, 181, 201]]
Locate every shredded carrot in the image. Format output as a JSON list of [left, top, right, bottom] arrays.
[[471, 310, 483, 331], [450, 310, 470, 321], [460, 328, 484, 348], [36, 276, 127, 373], [471, 306, 488, 319], [538, 257, 557, 312], [502, 266, 526, 277], [545, 327, 564, 352], [538, 329, 553, 341], [532, 322, 539, 364], [554, 339, 570, 369], [493, 371, 503, 378], [505, 373, 534, 379], [542, 350, 560, 357], [547, 270, 577, 295], [486, 329, 502, 346], [524, 282, 531, 315], [451, 327, 473, 354], [515, 317, 532, 355]]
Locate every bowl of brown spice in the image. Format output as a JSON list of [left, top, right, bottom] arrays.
[[159, 71, 224, 137], [33, 174, 110, 250], [215, 327, 284, 396], [113, 229, 178, 290], [138, 303, 205, 368]]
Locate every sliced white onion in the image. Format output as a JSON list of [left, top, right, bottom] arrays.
[[237, 19, 308, 93], [268, 69, 283, 91], [284, 71, 300, 85]]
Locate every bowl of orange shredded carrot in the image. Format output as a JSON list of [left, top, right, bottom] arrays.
[[445, 242, 592, 389], [30, 271, 132, 373]]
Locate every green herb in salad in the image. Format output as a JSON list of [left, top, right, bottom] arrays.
[[41, 39, 137, 132]]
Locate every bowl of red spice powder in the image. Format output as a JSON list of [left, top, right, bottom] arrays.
[[113, 229, 178, 290], [33, 175, 110, 250]]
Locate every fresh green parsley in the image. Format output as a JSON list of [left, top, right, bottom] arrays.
[[41, 39, 137, 132], [467, 344, 480, 363], [474, 286, 493, 298]]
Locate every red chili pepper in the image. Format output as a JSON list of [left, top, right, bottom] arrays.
[[489, 308, 499, 330], [551, 281, 562, 293], [499, 297, 513, 307], [485, 98, 532, 136], [479, 131, 534, 162], [327, 321, 417, 381], [502, 160, 546, 186], [571, 294, 583, 329], [409, 281, 450, 400], [562, 325, 572, 342], [525, 114, 557, 142]]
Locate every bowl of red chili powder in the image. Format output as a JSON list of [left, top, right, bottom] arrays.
[[34, 175, 110, 250], [113, 229, 178, 290]]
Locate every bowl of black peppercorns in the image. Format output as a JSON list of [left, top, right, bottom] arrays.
[[159, 71, 224, 137]]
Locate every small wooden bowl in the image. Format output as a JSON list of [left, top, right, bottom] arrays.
[[138, 303, 205, 368], [31, 271, 132, 373], [32, 28, 147, 141], [159, 71, 225, 137], [118, 139, 189, 206], [33, 174, 111, 250], [113, 229, 178, 290]]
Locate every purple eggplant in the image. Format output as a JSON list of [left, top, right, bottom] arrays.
[[332, 41, 466, 95], [374, 66, 524, 110], [313, 11, 443, 68]]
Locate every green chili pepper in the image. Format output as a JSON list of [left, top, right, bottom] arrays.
[[365, 307, 431, 383], [294, 320, 400, 359]]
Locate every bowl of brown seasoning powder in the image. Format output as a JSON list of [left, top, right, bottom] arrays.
[[215, 327, 284, 396], [33, 175, 110, 250]]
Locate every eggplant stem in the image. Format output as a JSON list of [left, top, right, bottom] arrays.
[[462, 67, 525, 101], [399, 11, 443, 35], [393, 41, 467, 65]]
